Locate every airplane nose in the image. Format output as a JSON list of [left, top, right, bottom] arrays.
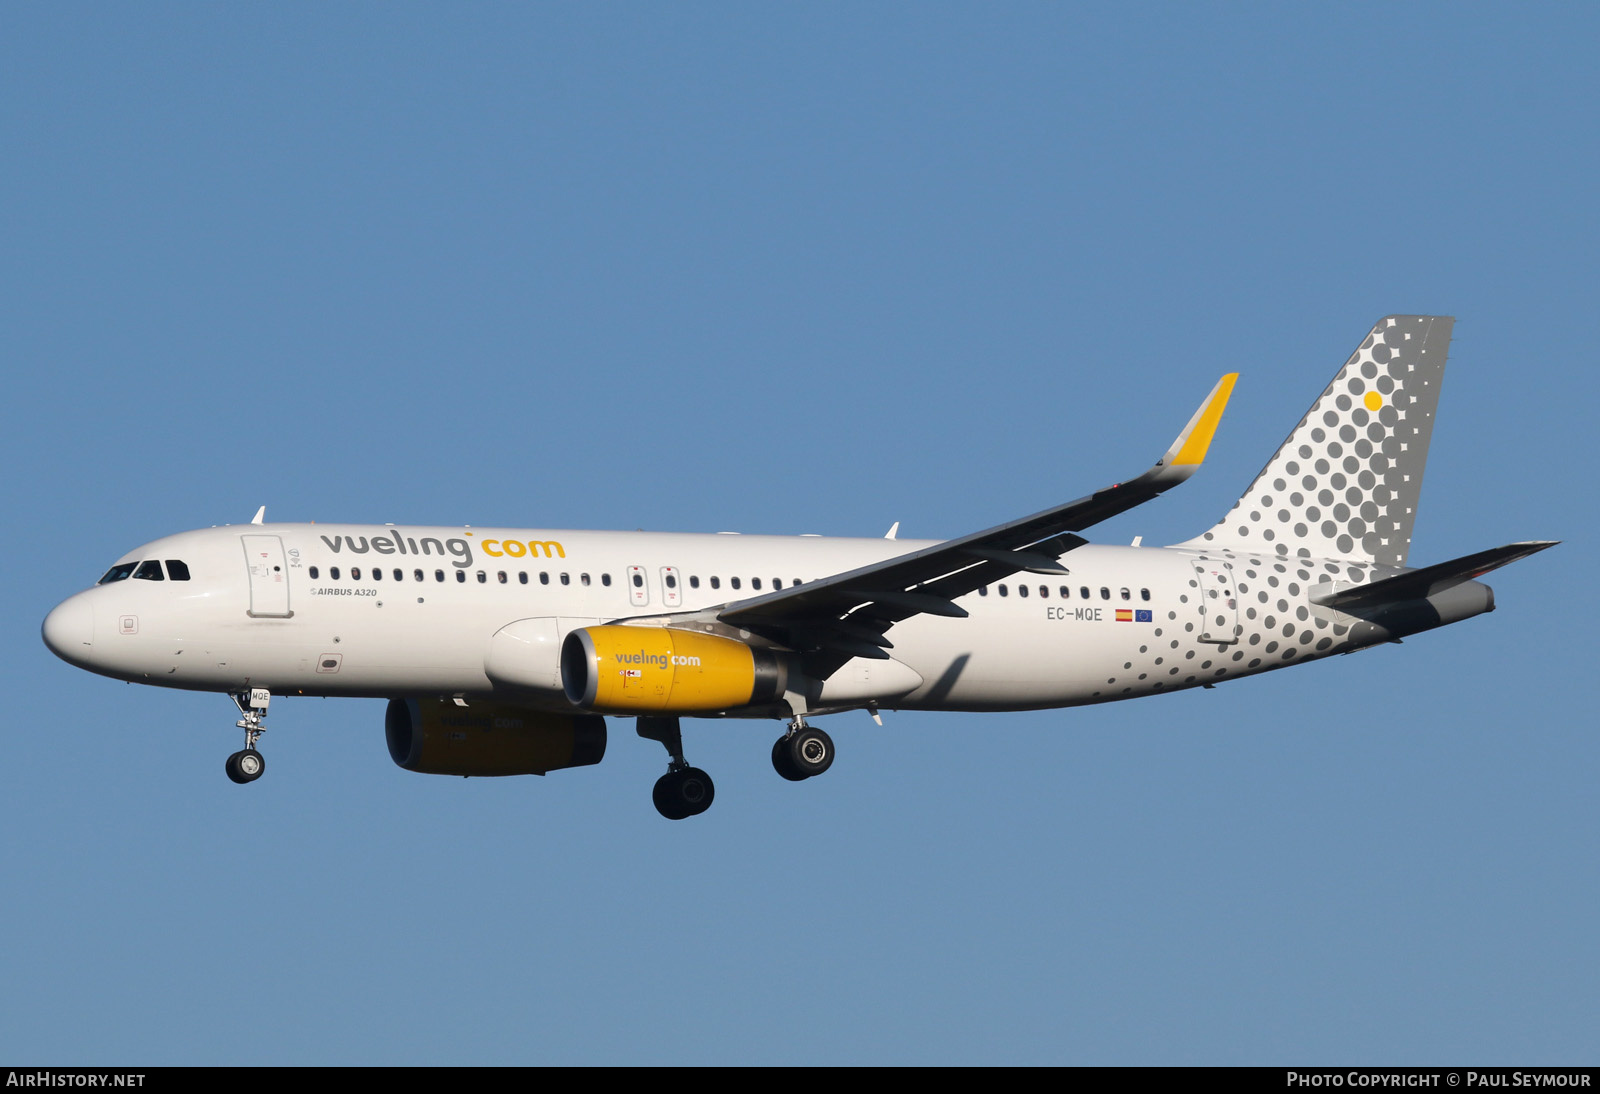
[[42, 595, 95, 664]]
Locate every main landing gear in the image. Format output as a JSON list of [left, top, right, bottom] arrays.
[[771, 718, 834, 782], [637, 716, 714, 821], [635, 714, 839, 818], [225, 688, 270, 785]]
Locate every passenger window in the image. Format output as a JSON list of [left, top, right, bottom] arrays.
[[498, 571, 507, 584], [731, 577, 741, 590], [372, 568, 381, 581], [689, 576, 700, 589], [710, 577, 720, 590], [999, 584, 1009, 597], [1120, 588, 1130, 600], [540, 572, 549, 585], [477, 571, 487, 584], [601, 574, 612, 587], [665, 574, 677, 589], [1039, 585, 1048, 598], [414, 569, 424, 582], [1080, 586, 1090, 599], [352, 567, 362, 580], [1100, 587, 1110, 600], [1141, 588, 1151, 601], [134, 560, 164, 581], [518, 572, 528, 585], [455, 570, 465, 583], [309, 566, 320, 580], [1060, 586, 1070, 598], [560, 573, 570, 585], [331, 567, 341, 580], [752, 578, 762, 590], [98, 562, 137, 584], [435, 570, 444, 582], [581, 573, 591, 586], [394, 569, 403, 581], [632, 573, 644, 588], [979, 586, 988, 596], [1018, 584, 1029, 598], [166, 560, 191, 581]]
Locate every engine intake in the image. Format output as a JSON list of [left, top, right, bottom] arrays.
[[385, 698, 606, 776], [561, 625, 786, 714]]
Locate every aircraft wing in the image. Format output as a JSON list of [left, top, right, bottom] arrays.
[[715, 373, 1237, 671]]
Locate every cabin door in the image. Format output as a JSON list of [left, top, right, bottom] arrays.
[[242, 535, 293, 618], [1189, 558, 1239, 644]]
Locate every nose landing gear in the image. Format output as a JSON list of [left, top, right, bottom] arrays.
[[225, 688, 270, 785]]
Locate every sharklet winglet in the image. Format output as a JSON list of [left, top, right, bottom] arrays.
[[1166, 373, 1238, 468], [1138, 373, 1238, 491]]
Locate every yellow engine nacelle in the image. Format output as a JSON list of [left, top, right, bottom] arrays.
[[560, 626, 787, 714], [384, 698, 606, 776]]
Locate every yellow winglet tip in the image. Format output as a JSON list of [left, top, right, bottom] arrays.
[[1170, 372, 1238, 466]]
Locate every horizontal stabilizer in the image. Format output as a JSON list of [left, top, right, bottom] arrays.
[[1310, 541, 1558, 611]]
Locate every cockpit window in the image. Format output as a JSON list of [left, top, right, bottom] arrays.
[[133, 560, 165, 581], [166, 560, 191, 581], [98, 562, 137, 584]]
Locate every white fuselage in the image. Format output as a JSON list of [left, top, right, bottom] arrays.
[[42, 521, 1418, 718]]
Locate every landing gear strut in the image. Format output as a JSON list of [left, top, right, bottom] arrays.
[[771, 717, 834, 782], [225, 688, 270, 785], [637, 716, 714, 820]]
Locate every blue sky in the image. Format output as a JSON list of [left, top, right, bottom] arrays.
[[2, 4, 1595, 1064]]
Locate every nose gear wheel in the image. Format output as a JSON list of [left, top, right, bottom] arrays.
[[225, 749, 265, 784]]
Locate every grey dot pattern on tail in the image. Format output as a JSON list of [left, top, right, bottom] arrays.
[[1182, 315, 1452, 569]]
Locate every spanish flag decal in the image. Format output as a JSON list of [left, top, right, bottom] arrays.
[[1115, 609, 1133, 622]]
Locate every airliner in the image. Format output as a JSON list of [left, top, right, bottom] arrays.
[[41, 316, 1553, 818]]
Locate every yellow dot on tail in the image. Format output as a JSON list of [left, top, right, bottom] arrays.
[[1364, 391, 1383, 411]]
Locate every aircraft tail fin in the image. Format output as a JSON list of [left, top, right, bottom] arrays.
[[1181, 315, 1453, 567]]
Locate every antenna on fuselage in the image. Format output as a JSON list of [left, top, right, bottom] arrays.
[[251, 506, 266, 525], [884, 522, 899, 540]]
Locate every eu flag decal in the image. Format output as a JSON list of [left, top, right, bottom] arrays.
[[1135, 610, 1153, 623]]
